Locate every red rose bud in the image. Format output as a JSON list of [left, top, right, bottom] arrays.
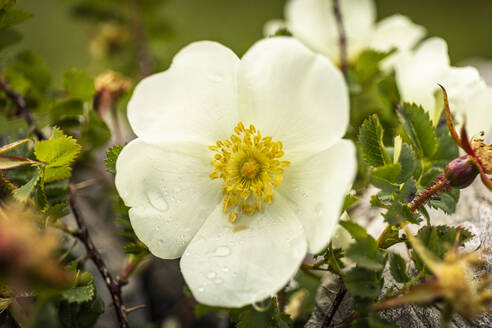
[[444, 155, 479, 188]]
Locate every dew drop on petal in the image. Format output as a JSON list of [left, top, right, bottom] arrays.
[[223, 267, 229, 273], [214, 278, 223, 284], [146, 189, 169, 211], [214, 246, 231, 257], [315, 202, 323, 217], [207, 271, 216, 279], [198, 287, 204, 292]]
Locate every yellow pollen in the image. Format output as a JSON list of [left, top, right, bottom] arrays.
[[209, 122, 290, 221]]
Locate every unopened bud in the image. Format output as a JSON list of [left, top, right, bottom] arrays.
[[444, 156, 479, 188]]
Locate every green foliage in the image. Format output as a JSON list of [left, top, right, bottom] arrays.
[[397, 103, 438, 158], [389, 254, 410, 283], [344, 267, 383, 298], [341, 193, 359, 213], [105, 144, 123, 174], [339, 221, 368, 240], [12, 166, 40, 201], [63, 68, 96, 101], [34, 128, 81, 183], [236, 299, 292, 328], [359, 115, 392, 167], [346, 236, 387, 271]]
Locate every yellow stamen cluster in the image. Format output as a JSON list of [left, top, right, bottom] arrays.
[[471, 134, 492, 174], [209, 122, 290, 222]]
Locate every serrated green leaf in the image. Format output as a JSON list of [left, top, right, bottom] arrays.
[[396, 143, 416, 183], [12, 168, 40, 201], [346, 237, 386, 271], [384, 202, 419, 225], [398, 179, 417, 203], [43, 202, 69, 221], [105, 144, 123, 174], [389, 253, 410, 283], [44, 166, 72, 183], [398, 103, 438, 158], [34, 129, 81, 168], [62, 284, 95, 304], [339, 221, 368, 240], [433, 124, 459, 165], [371, 163, 401, 191], [359, 115, 392, 167], [429, 188, 459, 214], [63, 68, 95, 100], [344, 267, 383, 298]]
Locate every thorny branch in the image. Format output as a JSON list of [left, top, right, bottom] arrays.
[[332, 0, 348, 78], [322, 286, 347, 328], [0, 74, 130, 328]]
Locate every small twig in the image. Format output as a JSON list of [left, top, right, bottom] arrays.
[[0, 76, 46, 140], [332, 0, 348, 78], [69, 185, 129, 328], [125, 304, 146, 313], [322, 286, 347, 328]]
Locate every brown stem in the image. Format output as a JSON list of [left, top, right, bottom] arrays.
[[69, 185, 129, 328], [332, 0, 348, 78], [322, 286, 347, 328], [2, 76, 130, 328], [0, 76, 46, 140], [408, 178, 451, 212]]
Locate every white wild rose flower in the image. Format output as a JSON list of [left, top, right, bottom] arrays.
[[115, 37, 356, 307], [395, 37, 492, 136], [279, 0, 425, 68]]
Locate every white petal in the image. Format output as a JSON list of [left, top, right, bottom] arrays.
[[279, 139, 357, 254], [460, 86, 492, 136], [369, 15, 426, 71], [180, 197, 307, 307], [115, 139, 221, 259], [238, 37, 349, 160], [285, 0, 375, 62], [370, 15, 426, 53], [127, 41, 240, 145], [395, 37, 450, 117], [263, 19, 287, 37]]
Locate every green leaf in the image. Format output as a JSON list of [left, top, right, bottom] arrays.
[[43, 202, 70, 221], [339, 221, 368, 240], [433, 124, 459, 165], [396, 143, 416, 183], [359, 115, 392, 167], [344, 267, 383, 298], [237, 308, 271, 328], [62, 284, 95, 304], [397, 103, 438, 158], [346, 237, 387, 271], [50, 98, 84, 122], [371, 163, 401, 191], [12, 168, 40, 201], [9, 51, 51, 90], [81, 110, 111, 150], [34, 128, 81, 167], [429, 188, 459, 214], [354, 50, 392, 85], [389, 253, 410, 283], [0, 28, 22, 50], [105, 144, 123, 174], [384, 202, 419, 225], [398, 179, 417, 203], [63, 68, 95, 101]]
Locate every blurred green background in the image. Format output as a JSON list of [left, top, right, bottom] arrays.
[[12, 0, 492, 85]]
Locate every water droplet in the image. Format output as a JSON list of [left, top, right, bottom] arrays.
[[174, 187, 181, 193], [146, 189, 169, 211], [208, 73, 223, 82], [214, 278, 223, 284], [207, 271, 216, 279], [223, 267, 229, 272], [315, 203, 323, 217], [198, 287, 204, 292], [214, 246, 231, 257]]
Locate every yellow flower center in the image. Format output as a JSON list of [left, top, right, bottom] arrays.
[[209, 122, 290, 222]]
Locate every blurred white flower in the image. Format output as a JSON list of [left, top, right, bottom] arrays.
[[395, 37, 492, 135], [115, 37, 356, 307], [283, 0, 425, 67]]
